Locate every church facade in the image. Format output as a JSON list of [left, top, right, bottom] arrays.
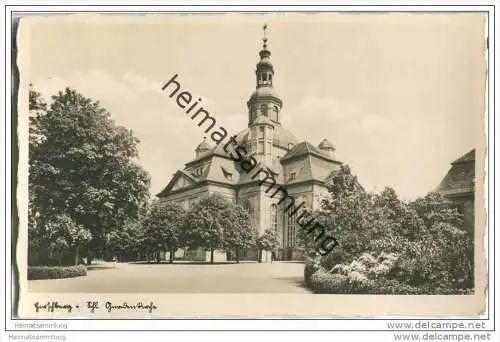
[[157, 29, 343, 261]]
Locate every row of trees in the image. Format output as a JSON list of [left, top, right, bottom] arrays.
[[300, 165, 474, 293], [107, 194, 280, 264]]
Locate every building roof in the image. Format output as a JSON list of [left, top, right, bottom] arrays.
[[318, 138, 335, 150], [452, 149, 475, 165], [436, 149, 475, 197], [250, 86, 280, 100], [281, 141, 338, 163], [195, 137, 212, 152]]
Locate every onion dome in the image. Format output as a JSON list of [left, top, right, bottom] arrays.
[[318, 139, 335, 157]]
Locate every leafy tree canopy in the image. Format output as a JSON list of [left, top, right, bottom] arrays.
[[29, 86, 151, 262]]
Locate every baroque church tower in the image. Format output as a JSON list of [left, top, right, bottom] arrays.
[[246, 25, 283, 168]]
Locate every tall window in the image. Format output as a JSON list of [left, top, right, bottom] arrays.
[[258, 126, 265, 138], [261, 104, 268, 117], [258, 141, 264, 155], [243, 201, 253, 229], [287, 212, 296, 247], [270, 204, 278, 233], [272, 106, 278, 121]]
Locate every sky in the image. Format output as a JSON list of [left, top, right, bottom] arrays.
[[22, 12, 486, 201]]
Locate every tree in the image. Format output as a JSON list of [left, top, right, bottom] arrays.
[[313, 165, 374, 266], [256, 229, 280, 263], [142, 200, 186, 263], [404, 192, 473, 288], [29, 214, 91, 266], [308, 164, 474, 293], [184, 194, 232, 263], [28, 87, 151, 264], [224, 205, 257, 263]]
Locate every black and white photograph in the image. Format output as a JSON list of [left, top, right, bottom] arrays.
[[9, 9, 491, 323]]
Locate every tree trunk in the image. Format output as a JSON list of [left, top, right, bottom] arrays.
[[235, 248, 240, 264], [156, 251, 161, 264], [169, 246, 174, 264], [210, 248, 214, 264], [74, 245, 80, 266], [86, 255, 93, 266], [258, 249, 262, 263]]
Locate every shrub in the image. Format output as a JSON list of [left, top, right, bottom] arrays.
[[368, 279, 425, 295], [308, 270, 423, 294], [432, 287, 474, 295], [304, 259, 321, 287], [28, 265, 87, 280], [310, 270, 348, 294], [309, 270, 371, 294], [307, 271, 474, 295]]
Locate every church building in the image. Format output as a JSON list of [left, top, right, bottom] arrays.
[[157, 27, 343, 261]]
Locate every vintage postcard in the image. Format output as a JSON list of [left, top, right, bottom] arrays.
[[14, 11, 488, 319]]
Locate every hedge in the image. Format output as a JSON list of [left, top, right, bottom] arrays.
[[307, 269, 473, 295], [28, 265, 87, 280]]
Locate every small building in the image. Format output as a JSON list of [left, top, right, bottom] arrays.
[[435, 149, 475, 233]]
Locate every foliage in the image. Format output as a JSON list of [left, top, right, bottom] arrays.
[[184, 194, 233, 263], [28, 265, 87, 280], [308, 269, 471, 295], [142, 200, 186, 263], [256, 229, 280, 253], [330, 252, 399, 280], [224, 205, 257, 261], [301, 165, 474, 294], [29, 214, 92, 266], [255, 229, 280, 262], [304, 259, 322, 287], [105, 220, 144, 261], [28, 86, 151, 264]]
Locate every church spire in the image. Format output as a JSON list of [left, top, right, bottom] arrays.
[[247, 24, 283, 126], [256, 23, 274, 88]]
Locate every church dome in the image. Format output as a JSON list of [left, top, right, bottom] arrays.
[[228, 125, 298, 151], [195, 137, 212, 153], [318, 139, 335, 150], [256, 59, 273, 69], [249, 86, 281, 100]]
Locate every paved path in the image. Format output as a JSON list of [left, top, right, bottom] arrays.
[[28, 261, 310, 293]]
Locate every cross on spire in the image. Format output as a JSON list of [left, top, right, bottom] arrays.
[[263, 23, 268, 48]]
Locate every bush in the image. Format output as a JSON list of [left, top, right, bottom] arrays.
[[28, 265, 87, 280], [310, 270, 348, 294], [306, 270, 474, 295], [368, 279, 425, 295], [304, 259, 320, 287], [432, 287, 474, 295]]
